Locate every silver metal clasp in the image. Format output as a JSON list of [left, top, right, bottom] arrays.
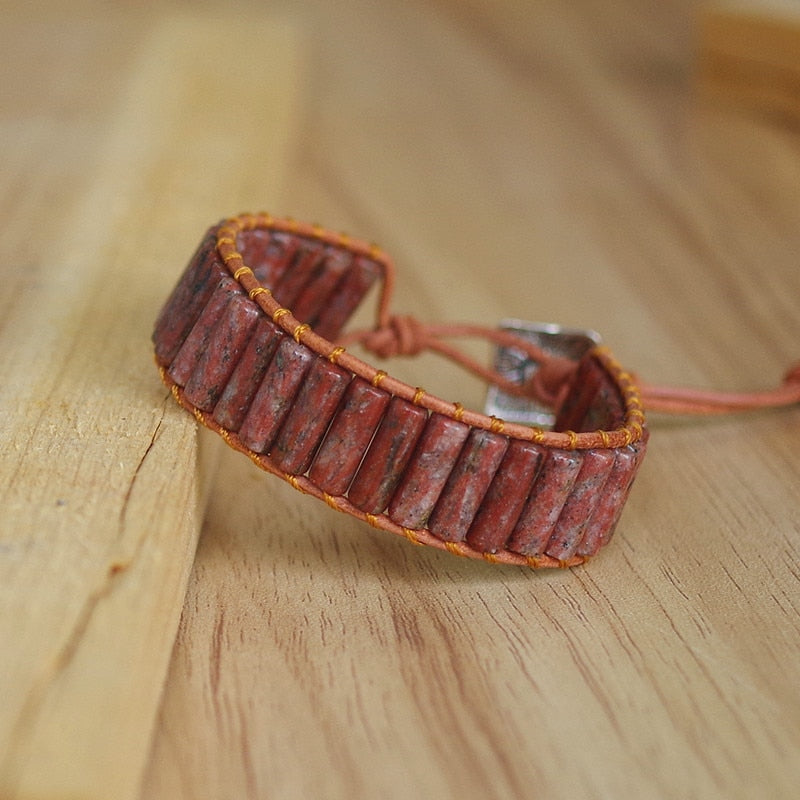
[[483, 319, 601, 428]]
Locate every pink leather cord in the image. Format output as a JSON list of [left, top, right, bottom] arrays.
[[340, 314, 800, 417], [639, 362, 800, 415]]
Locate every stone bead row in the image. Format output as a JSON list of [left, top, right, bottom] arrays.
[[153, 229, 647, 566]]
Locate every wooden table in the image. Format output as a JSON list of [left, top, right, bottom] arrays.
[[2, 2, 798, 798]]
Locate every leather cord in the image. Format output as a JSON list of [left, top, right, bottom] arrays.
[[341, 314, 800, 417]]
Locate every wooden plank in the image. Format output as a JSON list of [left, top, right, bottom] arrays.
[[698, 0, 800, 119], [0, 8, 300, 800], [141, 1, 800, 799]]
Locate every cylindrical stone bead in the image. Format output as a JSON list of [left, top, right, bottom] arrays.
[[427, 429, 509, 542], [544, 449, 616, 561], [553, 355, 603, 433], [167, 275, 242, 387], [577, 434, 648, 556], [348, 397, 428, 515], [182, 293, 260, 411], [272, 242, 325, 307], [312, 257, 381, 341], [387, 414, 470, 530], [465, 440, 544, 553], [153, 229, 221, 366], [238, 337, 315, 453], [309, 379, 391, 496], [507, 450, 584, 556], [237, 227, 271, 271], [212, 318, 284, 432], [290, 249, 351, 325], [245, 230, 300, 289], [578, 372, 625, 433], [270, 359, 352, 475]]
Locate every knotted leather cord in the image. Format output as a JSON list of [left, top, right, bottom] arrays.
[[342, 314, 800, 417], [338, 317, 578, 411], [341, 257, 800, 417], [333, 220, 800, 415], [640, 363, 800, 415]]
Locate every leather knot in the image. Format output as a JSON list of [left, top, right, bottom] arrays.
[[523, 356, 579, 410], [360, 315, 428, 359]]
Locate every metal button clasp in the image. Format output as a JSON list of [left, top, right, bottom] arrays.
[[483, 319, 601, 428]]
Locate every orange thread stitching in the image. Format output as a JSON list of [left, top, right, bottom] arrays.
[[489, 416, 505, 434], [246, 450, 264, 468], [323, 492, 340, 510], [328, 346, 346, 364], [293, 323, 310, 343], [403, 527, 423, 546], [372, 370, 387, 388]]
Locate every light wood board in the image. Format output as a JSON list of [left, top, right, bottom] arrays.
[[3, 1, 799, 799], [699, 0, 800, 120], [0, 8, 300, 799], [142, 1, 800, 799]]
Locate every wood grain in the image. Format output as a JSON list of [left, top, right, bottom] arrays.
[[699, 0, 800, 120], [140, 1, 800, 799], [0, 8, 300, 799], [3, 1, 799, 799]]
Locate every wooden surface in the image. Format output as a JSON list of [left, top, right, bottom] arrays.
[[2, 1, 799, 799], [699, 0, 800, 120], [0, 7, 301, 800]]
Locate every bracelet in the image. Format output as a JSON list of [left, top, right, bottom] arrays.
[[153, 212, 648, 568]]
